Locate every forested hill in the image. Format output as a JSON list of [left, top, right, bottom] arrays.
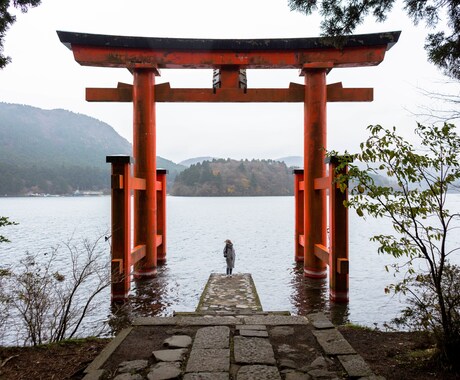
[[171, 159, 294, 196], [0, 103, 132, 167], [0, 103, 183, 195]]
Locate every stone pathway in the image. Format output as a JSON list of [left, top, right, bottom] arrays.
[[197, 273, 262, 314], [83, 274, 382, 380]]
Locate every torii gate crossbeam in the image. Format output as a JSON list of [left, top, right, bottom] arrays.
[[58, 30, 400, 302]]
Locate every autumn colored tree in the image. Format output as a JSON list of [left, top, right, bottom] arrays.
[[333, 123, 460, 369]]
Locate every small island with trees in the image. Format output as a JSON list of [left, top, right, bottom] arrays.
[[171, 158, 294, 197]]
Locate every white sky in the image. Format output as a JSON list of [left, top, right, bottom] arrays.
[[0, 0, 458, 163]]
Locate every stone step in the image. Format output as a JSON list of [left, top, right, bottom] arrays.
[[83, 272, 381, 380]]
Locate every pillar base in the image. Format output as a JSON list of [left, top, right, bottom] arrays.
[[295, 255, 304, 263], [330, 289, 349, 303], [157, 257, 167, 265], [304, 267, 327, 279], [133, 267, 157, 278], [111, 292, 129, 302]]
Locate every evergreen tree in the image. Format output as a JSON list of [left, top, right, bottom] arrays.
[[288, 0, 460, 80], [0, 0, 42, 68]]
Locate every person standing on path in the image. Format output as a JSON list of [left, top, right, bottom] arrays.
[[223, 239, 236, 276]]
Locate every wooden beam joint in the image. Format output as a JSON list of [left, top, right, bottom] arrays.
[[314, 244, 329, 264], [337, 258, 349, 274], [131, 245, 146, 265], [86, 81, 373, 103]]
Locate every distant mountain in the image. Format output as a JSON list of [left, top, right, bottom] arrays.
[[157, 158, 187, 180], [0, 103, 184, 195], [171, 158, 294, 196], [0, 103, 132, 168], [179, 156, 217, 167], [275, 156, 303, 168]]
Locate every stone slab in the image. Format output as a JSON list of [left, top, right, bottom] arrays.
[[338, 354, 373, 377], [234, 336, 276, 365], [198, 273, 263, 313], [178, 316, 243, 325], [118, 359, 149, 373], [310, 356, 333, 369], [312, 329, 356, 355], [307, 369, 340, 378], [285, 373, 311, 380], [82, 370, 105, 380], [163, 335, 192, 348], [277, 344, 297, 355], [269, 326, 295, 337], [239, 329, 269, 337], [237, 365, 281, 380], [133, 317, 178, 326], [186, 348, 230, 373], [242, 315, 308, 325], [194, 326, 230, 349], [114, 374, 143, 380], [307, 312, 334, 330], [236, 325, 267, 331], [152, 348, 187, 362], [183, 373, 229, 380], [147, 362, 181, 380], [278, 358, 297, 369]]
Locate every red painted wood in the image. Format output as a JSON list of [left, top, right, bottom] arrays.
[[71, 45, 388, 69], [303, 69, 328, 279], [328, 159, 349, 302], [133, 69, 158, 278], [157, 170, 167, 263], [294, 170, 304, 262], [109, 159, 132, 301]]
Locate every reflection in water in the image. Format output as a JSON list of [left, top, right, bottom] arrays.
[[110, 261, 351, 334], [290, 263, 349, 325], [6, 195, 459, 334], [131, 270, 171, 316], [108, 263, 177, 333]]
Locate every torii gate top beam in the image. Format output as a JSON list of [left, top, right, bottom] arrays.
[[57, 31, 400, 70]]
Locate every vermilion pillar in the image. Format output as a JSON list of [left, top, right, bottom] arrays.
[[294, 169, 304, 262], [327, 157, 349, 301], [157, 169, 168, 263], [303, 68, 328, 278], [107, 155, 132, 301], [133, 69, 158, 277]]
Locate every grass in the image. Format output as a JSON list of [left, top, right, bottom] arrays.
[[340, 322, 377, 331]]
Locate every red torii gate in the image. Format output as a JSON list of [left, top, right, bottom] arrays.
[[58, 30, 400, 302]]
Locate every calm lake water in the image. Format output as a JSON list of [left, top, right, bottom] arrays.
[[1, 195, 459, 339]]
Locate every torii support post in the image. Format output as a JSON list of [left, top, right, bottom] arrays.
[[327, 156, 349, 302], [156, 169, 167, 263], [294, 158, 349, 301], [302, 68, 328, 279], [294, 169, 304, 263], [107, 155, 168, 301], [107, 155, 132, 301], [133, 69, 158, 278]]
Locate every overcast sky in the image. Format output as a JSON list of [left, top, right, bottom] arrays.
[[0, 0, 458, 163]]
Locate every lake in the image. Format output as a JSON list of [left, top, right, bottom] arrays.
[[1, 194, 459, 340]]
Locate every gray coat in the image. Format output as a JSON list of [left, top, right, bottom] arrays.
[[224, 243, 236, 268]]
